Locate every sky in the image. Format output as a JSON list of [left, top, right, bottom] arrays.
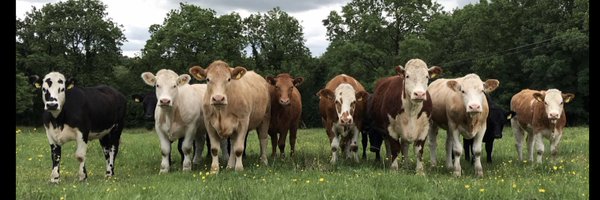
[[16, 0, 478, 58]]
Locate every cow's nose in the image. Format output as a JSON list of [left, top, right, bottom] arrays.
[[413, 91, 426, 99], [468, 104, 481, 110], [548, 113, 560, 119], [341, 117, 353, 125], [46, 103, 58, 110], [279, 98, 290, 105], [160, 99, 171, 105], [212, 95, 225, 103]]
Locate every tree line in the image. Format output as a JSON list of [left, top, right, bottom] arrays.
[[16, 0, 589, 128]]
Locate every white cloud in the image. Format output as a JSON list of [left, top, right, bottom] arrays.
[[16, 0, 477, 58]]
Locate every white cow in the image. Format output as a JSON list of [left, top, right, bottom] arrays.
[[428, 73, 499, 177], [141, 69, 208, 173]]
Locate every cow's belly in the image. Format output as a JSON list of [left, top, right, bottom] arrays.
[[388, 112, 430, 142], [46, 124, 79, 145], [88, 125, 115, 140], [332, 122, 353, 137]]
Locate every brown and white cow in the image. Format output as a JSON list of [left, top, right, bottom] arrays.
[[189, 60, 271, 173], [141, 69, 207, 173], [266, 73, 303, 157], [317, 74, 368, 164], [428, 73, 499, 177], [510, 89, 574, 163], [370, 59, 442, 174]]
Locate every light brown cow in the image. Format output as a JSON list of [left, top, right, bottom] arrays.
[[510, 89, 575, 163], [370, 59, 441, 174], [317, 74, 369, 164], [428, 73, 499, 177], [266, 73, 303, 158], [189, 60, 271, 173]]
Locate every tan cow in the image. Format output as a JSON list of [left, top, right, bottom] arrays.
[[141, 69, 207, 173], [317, 74, 369, 164], [510, 89, 575, 163], [189, 60, 271, 173], [428, 73, 499, 177], [266, 73, 303, 157]]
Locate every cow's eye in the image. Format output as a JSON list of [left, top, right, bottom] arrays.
[[406, 75, 410, 79], [172, 85, 176, 88], [227, 78, 231, 82], [560, 102, 563, 105], [156, 84, 160, 88], [426, 75, 430, 79], [461, 90, 465, 94], [205, 78, 210, 82]]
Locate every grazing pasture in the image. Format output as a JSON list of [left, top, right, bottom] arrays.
[[16, 126, 588, 199]]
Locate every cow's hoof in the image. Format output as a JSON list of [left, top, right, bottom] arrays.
[[453, 170, 461, 177], [50, 177, 60, 183], [416, 170, 425, 176], [210, 166, 220, 174], [235, 165, 244, 171], [79, 174, 87, 181], [182, 166, 192, 172], [261, 157, 269, 166], [476, 171, 484, 178], [390, 162, 399, 170], [159, 168, 169, 174]]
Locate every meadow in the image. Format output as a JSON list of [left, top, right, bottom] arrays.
[[16, 126, 589, 199]]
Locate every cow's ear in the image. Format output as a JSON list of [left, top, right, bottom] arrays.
[[141, 72, 156, 86], [446, 80, 460, 92], [231, 67, 247, 80], [132, 94, 143, 103], [562, 93, 575, 103], [189, 66, 207, 80], [29, 75, 41, 89], [506, 111, 516, 120], [293, 77, 304, 87], [483, 79, 500, 93], [266, 76, 276, 86], [317, 89, 335, 101], [395, 65, 405, 76], [428, 66, 442, 79], [356, 91, 369, 102], [66, 78, 75, 90], [177, 74, 191, 86], [532, 92, 545, 102]]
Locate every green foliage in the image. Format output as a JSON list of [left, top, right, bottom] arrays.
[[15, 73, 34, 114], [16, 127, 589, 199]]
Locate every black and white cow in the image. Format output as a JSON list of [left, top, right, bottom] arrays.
[[31, 72, 126, 183], [463, 94, 515, 163]]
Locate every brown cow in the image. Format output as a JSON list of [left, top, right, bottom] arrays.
[[428, 73, 499, 177], [510, 89, 575, 163], [189, 60, 271, 173], [266, 73, 304, 157], [371, 59, 442, 174], [317, 74, 369, 164]]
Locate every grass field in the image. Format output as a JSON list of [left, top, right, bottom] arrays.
[[16, 126, 588, 199]]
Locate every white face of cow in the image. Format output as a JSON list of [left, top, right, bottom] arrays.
[[189, 61, 247, 107], [447, 74, 499, 113], [533, 89, 575, 123], [334, 84, 358, 126], [398, 59, 442, 102], [141, 69, 190, 108], [37, 72, 70, 115]]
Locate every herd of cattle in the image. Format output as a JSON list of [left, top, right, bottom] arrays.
[[29, 59, 575, 183]]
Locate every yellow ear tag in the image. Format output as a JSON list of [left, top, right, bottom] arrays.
[[236, 73, 242, 80], [34, 83, 41, 88], [506, 114, 513, 120], [134, 98, 140, 103], [431, 73, 437, 79], [67, 84, 74, 90], [565, 97, 572, 103], [357, 97, 363, 101], [196, 73, 204, 79]]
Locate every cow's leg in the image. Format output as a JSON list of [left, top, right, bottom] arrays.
[[526, 131, 535, 162], [400, 139, 409, 167], [257, 120, 270, 166], [156, 131, 172, 174], [445, 130, 454, 170], [389, 137, 401, 170], [289, 124, 298, 157], [49, 143, 62, 183], [428, 124, 439, 166], [99, 134, 119, 178], [181, 127, 197, 171], [350, 127, 360, 162], [177, 138, 184, 164], [550, 129, 563, 162], [369, 129, 383, 161], [269, 129, 278, 158], [472, 130, 485, 177], [512, 119, 524, 161], [361, 130, 368, 160], [415, 140, 426, 175], [75, 131, 88, 181], [534, 133, 544, 163], [485, 140, 494, 163], [205, 133, 211, 160], [463, 138, 472, 163], [220, 139, 229, 162], [450, 128, 463, 177], [231, 129, 249, 171], [278, 128, 289, 158], [330, 133, 340, 165], [207, 128, 221, 174], [193, 131, 206, 165]]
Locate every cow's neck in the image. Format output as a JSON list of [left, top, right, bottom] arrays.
[[464, 112, 483, 133]]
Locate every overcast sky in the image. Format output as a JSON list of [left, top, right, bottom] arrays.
[[16, 0, 478, 58]]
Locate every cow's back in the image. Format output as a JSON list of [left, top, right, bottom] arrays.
[[510, 89, 537, 127], [75, 86, 126, 130], [371, 76, 400, 131]]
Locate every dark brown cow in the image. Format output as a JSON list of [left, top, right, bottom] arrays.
[[317, 74, 368, 164], [511, 89, 575, 163], [266, 73, 303, 157], [370, 59, 441, 174]]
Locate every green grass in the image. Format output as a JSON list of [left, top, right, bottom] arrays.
[[16, 126, 589, 199]]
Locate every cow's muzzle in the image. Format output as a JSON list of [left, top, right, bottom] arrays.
[[45, 103, 59, 111]]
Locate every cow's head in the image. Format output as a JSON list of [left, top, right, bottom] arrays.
[[447, 74, 499, 113], [397, 59, 442, 102], [141, 69, 190, 108], [131, 92, 157, 120], [533, 89, 574, 124], [318, 83, 368, 126], [487, 107, 516, 139], [189, 60, 246, 107], [266, 73, 303, 106], [30, 72, 75, 116]]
